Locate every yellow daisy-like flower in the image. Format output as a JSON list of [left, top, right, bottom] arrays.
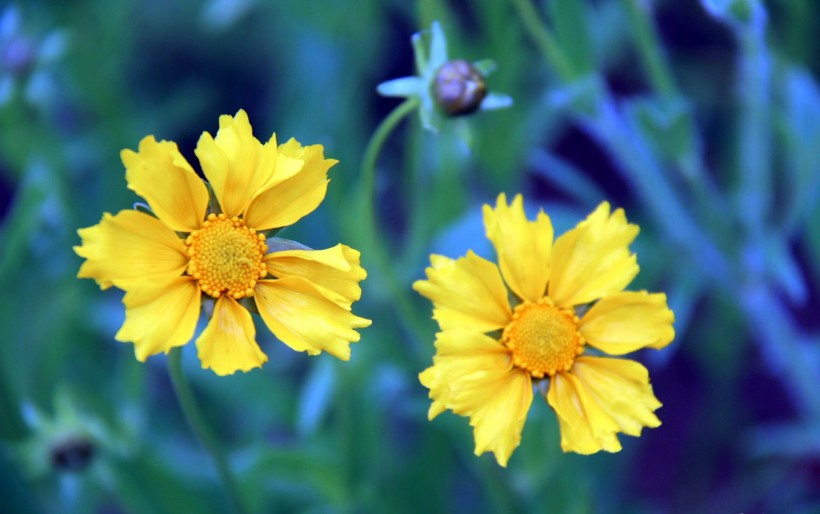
[[415, 193, 674, 466], [75, 110, 371, 375]]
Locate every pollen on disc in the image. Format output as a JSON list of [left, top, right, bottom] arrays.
[[502, 298, 584, 378], [185, 217, 268, 299]]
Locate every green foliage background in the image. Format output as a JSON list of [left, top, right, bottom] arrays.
[[1, 0, 819, 512]]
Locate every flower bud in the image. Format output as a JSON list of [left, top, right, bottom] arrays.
[[433, 59, 488, 116], [50, 437, 95, 473]]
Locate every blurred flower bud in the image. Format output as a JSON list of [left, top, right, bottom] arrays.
[[434, 59, 488, 116], [50, 436, 96, 473], [12, 390, 131, 482]]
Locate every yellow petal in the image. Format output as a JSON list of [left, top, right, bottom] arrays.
[[254, 277, 371, 360], [194, 109, 279, 218], [449, 366, 533, 467], [547, 371, 622, 454], [419, 367, 446, 418], [413, 251, 512, 332], [244, 138, 336, 230], [75, 210, 188, 290], [580, 291, 675, 355], [264, 244, 366, 307], [195, 296, 268, 376], [420, 329, 511, 421], [482, 193, 552, 302], [121, 136, 209, 232], [419, 329, 530, 466], [572, 357, 662, 437], [549, 202, 639, 307], [115, 277, 201, 361]]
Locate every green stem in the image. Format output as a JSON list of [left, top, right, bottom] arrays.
[[508, 0, 575, 81], [736, 27, 771, 238], [167, 350, 248, 514], [359, 98, 429, 364], [361, 98, 420, 208], [400, 118, 434, 277], [621, 0, 677, 97]]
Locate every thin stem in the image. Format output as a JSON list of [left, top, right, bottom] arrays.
[[621, 0, 677, 97], [361, 98, 420, 208], [167, 350, 248, 514], [399, 119, 435, 277], [359, 98, 429, 364], [508, 0, 575, 82], [736, 26, 771, 238]]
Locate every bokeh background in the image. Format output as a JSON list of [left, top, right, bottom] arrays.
[[1, 0, 819, 512]]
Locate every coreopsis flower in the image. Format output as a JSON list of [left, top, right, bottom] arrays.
[[75, 110, 371, 375], [415, 194, 674, 466], [376, 21, 512, 132]]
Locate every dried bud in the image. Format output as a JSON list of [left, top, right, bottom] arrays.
[[433, 59, 488, 116], [50, 437, 95, 473]]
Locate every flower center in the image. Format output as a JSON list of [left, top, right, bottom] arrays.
[[185, 214, 268, 299], [502, 298, 584, 378]]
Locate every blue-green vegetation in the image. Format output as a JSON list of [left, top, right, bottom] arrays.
[[1, 0, 819, 512]]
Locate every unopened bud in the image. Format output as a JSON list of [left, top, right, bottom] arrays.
[[50, 437, 95, 473], [433, 59, 488, 116]]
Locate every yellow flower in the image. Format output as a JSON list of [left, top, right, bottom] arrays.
[[414, 194, 674, 466], [74, 110, 371, 375]]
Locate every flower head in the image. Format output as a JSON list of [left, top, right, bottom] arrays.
[[75, 110, 371, 375], [414, 194, 674, 466], [376, 21, 512, 132]]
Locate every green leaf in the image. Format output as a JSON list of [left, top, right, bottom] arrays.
[[547, 0, 594, 75], [625, 96, 697, 165], [471, 59, 497, 76], [546, 74, 602, 113], [780, 66, 820, 234], [764, 230, 807, 304]]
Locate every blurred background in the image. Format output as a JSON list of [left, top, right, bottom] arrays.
[[1, 0, 819, 512]]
